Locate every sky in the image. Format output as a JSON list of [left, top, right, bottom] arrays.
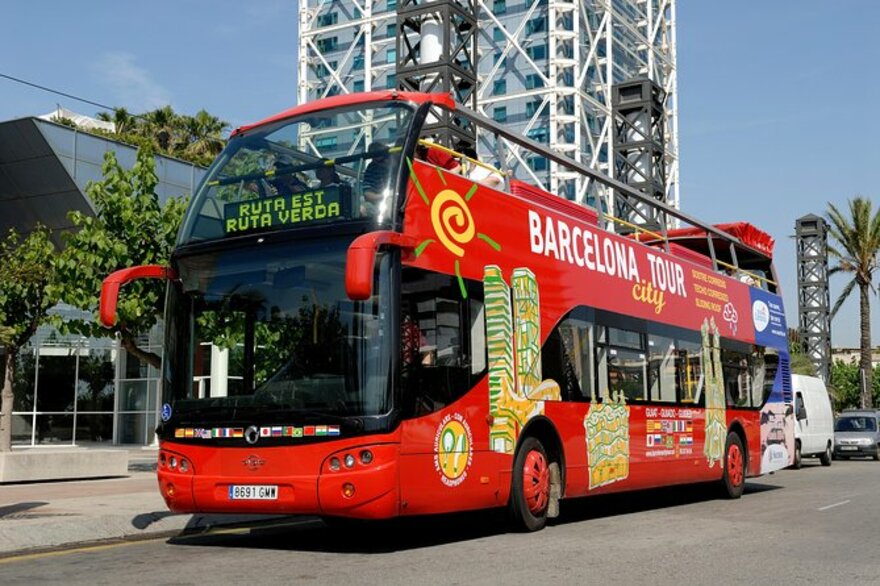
[[1, 0, 878, 347]]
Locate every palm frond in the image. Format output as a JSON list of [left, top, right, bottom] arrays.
[[830, 278, 856, 320]]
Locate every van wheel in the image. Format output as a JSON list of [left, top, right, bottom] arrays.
[[509, 436, 550, 532], [720, 432, 745, 499], [873, 450, 880, 462], [819, 444, 832, 467], [792, 442, 802, 469]]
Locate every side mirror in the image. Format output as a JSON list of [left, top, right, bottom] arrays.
[[345, 231, 416, 300], [100, 265, 176, 327]]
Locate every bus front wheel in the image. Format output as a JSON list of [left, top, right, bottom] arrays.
[[509, 436, 550, 532], [720, 432, 746, 499]]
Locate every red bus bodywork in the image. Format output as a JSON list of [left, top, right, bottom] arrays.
[[122, 92, 793, 522]]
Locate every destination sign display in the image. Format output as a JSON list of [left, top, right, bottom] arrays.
[[223, 186, 346, 235]]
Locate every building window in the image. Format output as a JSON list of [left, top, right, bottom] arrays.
[[386, 23, 396, 37], [387, 48, 397, 64], [316, 37, 338, 52], [526, 44, 547, 61], [493, 27, 505, 43], [315, 60, 337, 78], [526, 17, 546, 35], [386, 73, 396, 88], [317, 11, 338, 27], [525, 74, 544, 89], [493, 79, 506, 95], [493, 0, 506, 14], [527, 127, 548, 143], [387, 0, 397, 8], [528, 156, 548, 172], [494, 51, 506, 68], [493, 107, 507, 122], [352, 55, 364, 70], [526, 100, 542, 117], [353, 80, 364, 92]]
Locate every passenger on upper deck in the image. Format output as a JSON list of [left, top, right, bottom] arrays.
[[461, 147, 504, 189], [418, 140, 462, 174], [316, 164, 343, 188], [362, 142, 393, 216]]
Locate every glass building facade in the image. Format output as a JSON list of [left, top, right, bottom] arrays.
[[0, 117, 205, 446]]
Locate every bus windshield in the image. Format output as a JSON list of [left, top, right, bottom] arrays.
[[179, 101, 416, 244], [164, 235, 394, 420]]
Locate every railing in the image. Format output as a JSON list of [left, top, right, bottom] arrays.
[[432, 102, 775, 289]]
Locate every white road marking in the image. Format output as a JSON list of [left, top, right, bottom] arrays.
[[817, 500, 850, 511]]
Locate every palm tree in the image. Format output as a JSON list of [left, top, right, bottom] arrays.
[[139, 105, 179, 153], [96, 107, 135, 135], [182, 110, 228, 163], [826, 196, 880, 408]]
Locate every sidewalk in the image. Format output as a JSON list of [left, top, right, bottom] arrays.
[[0, 449, 281, 555]]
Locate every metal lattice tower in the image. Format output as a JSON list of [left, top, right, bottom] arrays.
[[395, 0, 478, 149], [612, 78, 667, 228], [796, 214, 832, 381], [299, 0, 679, 214]]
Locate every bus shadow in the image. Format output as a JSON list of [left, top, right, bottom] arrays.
[[556, 480, 780, 525], [167, 480, 781, 554]]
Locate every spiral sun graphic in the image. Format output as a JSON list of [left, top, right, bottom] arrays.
[[407, 159, 501, 298]]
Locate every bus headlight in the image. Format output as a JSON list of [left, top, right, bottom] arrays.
[[344, 454, 356, 468]]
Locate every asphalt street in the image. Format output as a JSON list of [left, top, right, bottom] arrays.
[[1, 458, 877, 585]]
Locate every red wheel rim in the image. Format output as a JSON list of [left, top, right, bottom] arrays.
[[727, 443, 744, 487], [522, 450, 550, 515]]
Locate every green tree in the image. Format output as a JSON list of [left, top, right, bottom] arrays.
[[787, 328, 818, 376], [826, 197, 880, 408], [181, 110, 228, 165], [829, 359, 880, 411], [96, 106, 136, 135], [0, 226, 56, 452], [53, 149, 188, 369]]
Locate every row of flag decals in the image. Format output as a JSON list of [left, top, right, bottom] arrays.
[[174, 425, 340, 439]]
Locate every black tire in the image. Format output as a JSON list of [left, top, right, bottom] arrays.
[[873, 450, 880, 462], [509, 436, 550, 532], [792, 442, 802, 470], [819, 443, 832, 467], [720, 432, 746, 499]]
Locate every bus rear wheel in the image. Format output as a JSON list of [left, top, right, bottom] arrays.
[[509, 436, 550, 532], [720, 432, 745, 499]]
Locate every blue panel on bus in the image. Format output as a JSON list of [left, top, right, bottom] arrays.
[[749, 288, 787, 349]]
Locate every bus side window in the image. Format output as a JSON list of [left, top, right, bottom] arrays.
[[400, 268, 486, 417], [648, 332, 677, 403], [541, 309, 594, 401], [675, 333, 704, 406], [598, 325, 647, 403], [722, 340, 753, 408]]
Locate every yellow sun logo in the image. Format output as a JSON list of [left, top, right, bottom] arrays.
[[407, 158, 500, 297]]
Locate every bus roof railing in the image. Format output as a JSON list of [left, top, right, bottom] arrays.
[[446, 102, 774, 265]]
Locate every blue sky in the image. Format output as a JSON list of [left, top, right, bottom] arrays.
[[1, 1, 877, 347]]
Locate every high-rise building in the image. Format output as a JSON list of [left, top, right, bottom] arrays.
[[299, 0, 678, 214]]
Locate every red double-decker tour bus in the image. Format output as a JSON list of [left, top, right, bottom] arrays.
[[101, 91, 794, 531]]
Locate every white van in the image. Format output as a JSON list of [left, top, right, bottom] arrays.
[[792, 374, 835, 468]]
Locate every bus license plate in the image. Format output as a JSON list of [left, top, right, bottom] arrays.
[[228, 485, 278, 500]]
